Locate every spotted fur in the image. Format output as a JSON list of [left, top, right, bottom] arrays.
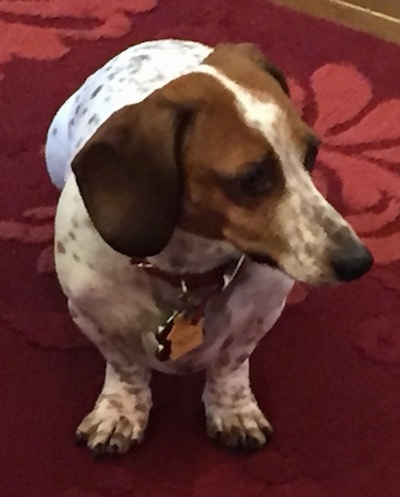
[[47, 39, 372, 455]]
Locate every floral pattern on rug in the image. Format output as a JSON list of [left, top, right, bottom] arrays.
[[292, 63, 400, 266], [1, 2, 400, 497], [0, 0, 157, 100], [291, 64, 400, 304]]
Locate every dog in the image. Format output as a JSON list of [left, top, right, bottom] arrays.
[[45, 39, 373, 456]]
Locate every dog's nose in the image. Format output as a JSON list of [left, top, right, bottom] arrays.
[[331, 242, 373, 282]]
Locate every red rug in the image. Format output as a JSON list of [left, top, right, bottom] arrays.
[[1, 1, 400, 496]]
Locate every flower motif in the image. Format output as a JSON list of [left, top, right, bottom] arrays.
[[0, 0, 157, 102], [354, 314, 400, 364], [290, 63, 400, 267], [287, 63, 400, 305], [0, 205, 89, 350], [0, 205, 55, 273], [191, 459, 326, 497], [0, 1, 158, 64]]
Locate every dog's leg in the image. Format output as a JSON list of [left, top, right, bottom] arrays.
[[70, 302, 152, 456], [203, 357, 272, 450]]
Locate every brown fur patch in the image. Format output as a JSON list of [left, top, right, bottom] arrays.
[[160, 73, 287, 256], [203, 44, 308, 133], [57, 241, 66, 254], [108, 398, 124, 410], [169, 53, 318, 261], [234, 353, 249, 368], [215, 352, 231, 369], [221, 335, 234, 351], [204, 44, 289, 100]]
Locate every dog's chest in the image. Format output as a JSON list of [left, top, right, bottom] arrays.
[[56, 192, 293, 376], [131, 256, 293, 374]]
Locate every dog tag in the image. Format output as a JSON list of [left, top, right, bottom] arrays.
[[168, 314, 204, 361], [156, 312, 204, 362]]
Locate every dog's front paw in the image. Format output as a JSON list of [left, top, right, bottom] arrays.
[[76, 394, 150, 456], [204, 395, 272, 450]]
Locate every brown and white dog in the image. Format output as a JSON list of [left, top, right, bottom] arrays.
[[45, 39, 373, 456]]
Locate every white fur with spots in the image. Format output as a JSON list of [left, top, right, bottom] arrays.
[[48, 40, 367, 455], [46, 40, 212, 190]]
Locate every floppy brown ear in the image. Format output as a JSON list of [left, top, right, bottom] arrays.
[[214, 43, 290, 96], [72, 93, 191, 257]]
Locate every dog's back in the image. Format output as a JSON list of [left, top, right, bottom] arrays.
[[45, 40, 211, 189]]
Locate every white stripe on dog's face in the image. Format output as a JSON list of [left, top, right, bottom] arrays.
[[195, 64, 359, 284]]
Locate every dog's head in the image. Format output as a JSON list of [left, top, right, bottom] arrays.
[[72, 42, 373, 285]]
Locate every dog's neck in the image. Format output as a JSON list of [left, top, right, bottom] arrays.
[[145, 229, 239, 274]]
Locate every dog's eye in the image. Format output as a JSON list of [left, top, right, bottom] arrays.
[[232, 159, 274, 198], [304, 138, 320, 173]]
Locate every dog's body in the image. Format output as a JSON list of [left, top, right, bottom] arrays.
[[46, 39, 372, 455]]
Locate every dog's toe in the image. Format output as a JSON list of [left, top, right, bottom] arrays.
[[75, 430, 87, 445]]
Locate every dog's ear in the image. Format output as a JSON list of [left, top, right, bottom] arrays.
[[214, 43, 290, 96], [72, 94, 192, 257]]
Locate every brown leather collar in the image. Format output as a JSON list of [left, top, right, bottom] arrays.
[[133, 255, 245, 362], [130, 257, 233, 292]]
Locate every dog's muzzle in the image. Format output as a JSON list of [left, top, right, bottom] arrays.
[[330, 240, 373, 282]]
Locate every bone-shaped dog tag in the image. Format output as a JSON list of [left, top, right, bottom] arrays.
[[155, 312, 204, 362]]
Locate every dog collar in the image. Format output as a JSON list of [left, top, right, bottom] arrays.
[[130, 256, 244, 293], [132, 255, 245, 361]]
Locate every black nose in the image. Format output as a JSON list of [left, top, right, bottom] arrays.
[[331, 242, 374, 282]]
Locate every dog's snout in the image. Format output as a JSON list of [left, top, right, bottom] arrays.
[[331, 241, 373, 282]]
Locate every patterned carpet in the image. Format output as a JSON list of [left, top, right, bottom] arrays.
[[1, 1, 400, 496]]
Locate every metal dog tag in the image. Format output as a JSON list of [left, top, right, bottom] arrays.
[[155, 312, 204, 362], [144, 255, 246, 362]]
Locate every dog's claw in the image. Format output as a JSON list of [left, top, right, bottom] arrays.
[[223, 429, 269, 450], [210, 427, 271, 451], [75, 431, 86, 445], [205, 400, 272, 451], [91, 442, 109, 459], [108, 443, 120, 455], [263, 424, 274, 438]]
